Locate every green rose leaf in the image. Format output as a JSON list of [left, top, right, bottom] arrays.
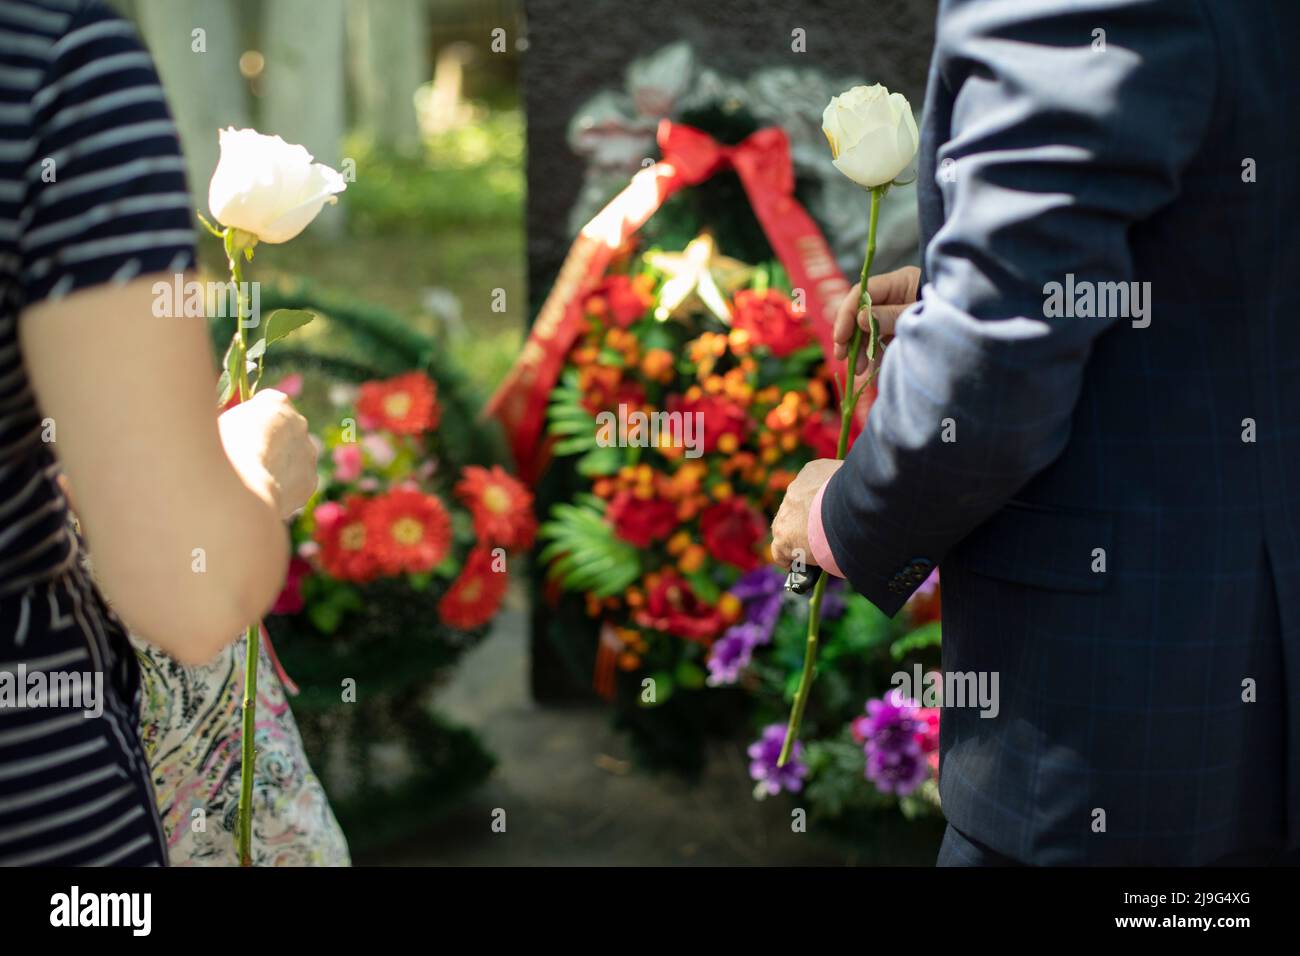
[[263, 308, 316, 345]]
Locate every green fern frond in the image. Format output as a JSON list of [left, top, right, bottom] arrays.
[[538, 498, 640, 598]]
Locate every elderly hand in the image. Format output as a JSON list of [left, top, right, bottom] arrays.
[[771, 458, 843, 569], [833, 265, 920, 377]]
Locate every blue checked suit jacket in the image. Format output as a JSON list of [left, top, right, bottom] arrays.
[[819, 0, 1300, 864]]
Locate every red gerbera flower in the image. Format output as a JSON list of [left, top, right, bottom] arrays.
[[634, 570, 725, 643], [455, 465, 537, 550], [315, 496, 381, 583], [699, 498, 766, 571], [364, 487, 453, 575], [606, 490, 678, 548], [438, 546, 509, 629], [356, 371, 441, 435]]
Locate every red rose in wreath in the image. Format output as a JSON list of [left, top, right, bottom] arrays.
[[699, 498, 767, 571], [634, 570, 724, 643], [607, 490, 678, 548], [730, 289, 811, 358], [668, 392, 750, 454], [800, 408, 863, 460]]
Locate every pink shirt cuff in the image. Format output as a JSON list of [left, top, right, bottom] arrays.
[[808, 479, 845, 578]]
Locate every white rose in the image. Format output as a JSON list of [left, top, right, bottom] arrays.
[[821, 84, 919, 189], [208, 127, 347, 244]]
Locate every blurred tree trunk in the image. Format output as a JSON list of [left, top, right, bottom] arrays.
[[349, 0, 428, 153], [261, 0, 347, 236], [133, 0, 249, 202]]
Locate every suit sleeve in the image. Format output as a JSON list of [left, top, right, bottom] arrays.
[[819, 0, 1217, 615]]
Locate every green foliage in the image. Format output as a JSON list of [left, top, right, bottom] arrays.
[[301, 577, 364, 635], [547, 369, 601, 456], [537, 495, 641, 598], [803, 731, 879, 819], [823, 593, 894, 663], [890, 620, 942, 660], [342, 112, 524, 235], [250, 308, 316, 358], [239, 283, 506, 471]]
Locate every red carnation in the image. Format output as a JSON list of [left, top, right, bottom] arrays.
[[699, 498, 766, 571], [731, 289, 811, 358], [633, 570, 725, 643], [606, 490, 678, 548]]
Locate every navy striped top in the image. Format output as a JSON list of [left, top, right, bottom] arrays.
[[0, 0, 195, 865]]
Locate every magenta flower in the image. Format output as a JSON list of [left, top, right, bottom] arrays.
[[857, 690, 933, 796], [748, 723, 808, 797]]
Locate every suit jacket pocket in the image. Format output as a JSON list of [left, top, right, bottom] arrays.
[[955, 499, 1113, 593]]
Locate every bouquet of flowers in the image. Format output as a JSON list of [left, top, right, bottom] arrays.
[[537, 235, 852, 695], [254, 365, 532, 847], [272, 369, 535, 655], [722, 565, 943, 824], [535, 236, 944, 824]]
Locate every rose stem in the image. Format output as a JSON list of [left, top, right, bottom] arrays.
[[227, 230, 260, 866], [778, 184, 883, 767]]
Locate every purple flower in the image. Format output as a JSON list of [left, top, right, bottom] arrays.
[[731, 566, 784, 632], [747, 723, 808, 797], [865, 744, 929, 795], [731, 565, 785, 602], [706, 628, 756, 686], [862, 691, 925, 750], [857, 690, 931, 797], [706, 568, 787, 685]]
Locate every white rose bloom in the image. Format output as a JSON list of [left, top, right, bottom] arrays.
[[208, 128, 347, 244], [821, 85, 919, 189]]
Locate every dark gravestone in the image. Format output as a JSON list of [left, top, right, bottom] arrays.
[[520, 0, 938, 700], [522, 0, 938, 305]]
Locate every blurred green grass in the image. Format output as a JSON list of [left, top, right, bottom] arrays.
[[198, 109, 527, 399]]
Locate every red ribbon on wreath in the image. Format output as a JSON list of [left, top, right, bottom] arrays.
[[487, 120, 853, 484]]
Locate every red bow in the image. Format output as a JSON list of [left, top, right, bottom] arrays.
[[657, 122, 796, 196]]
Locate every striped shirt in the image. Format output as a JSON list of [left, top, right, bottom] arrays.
[[0, 0, 195, 866]]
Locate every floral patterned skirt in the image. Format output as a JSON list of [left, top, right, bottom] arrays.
[[134, 633, 350, 867]]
